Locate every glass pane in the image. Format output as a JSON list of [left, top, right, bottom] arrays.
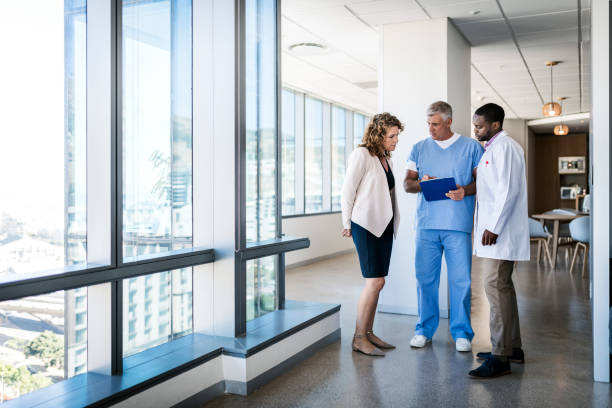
[[245, 0, 277, 243], [331, 106, 347, 211], [123, 268, 192, 357], [0, 0, 87, 278], [304, 97, 323, 213], [353, 113, 366, 148], [246, 256, 277, 321], [0, 289, 87, 400], [122, 0, 193, 260], [281, 89, 296, 216]]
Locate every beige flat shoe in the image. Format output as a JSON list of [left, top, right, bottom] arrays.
[[352, 334, 385, 356], [367, 330, 396, 349]]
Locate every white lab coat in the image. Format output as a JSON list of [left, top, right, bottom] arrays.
[[473, 131, 530, 261]]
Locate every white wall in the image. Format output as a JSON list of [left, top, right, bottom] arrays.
[[446, 22, 471, 138], [504, 119, 532, 213], [590, 0, 610, 383], [283, 213, 354, 267], [377, 18, 470, 316]]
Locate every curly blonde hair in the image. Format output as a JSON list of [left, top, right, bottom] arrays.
[[359, 112, 404, 158]]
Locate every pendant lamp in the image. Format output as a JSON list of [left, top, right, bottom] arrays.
[[553, 97, 569, 135], [542, 61, 561, 117]]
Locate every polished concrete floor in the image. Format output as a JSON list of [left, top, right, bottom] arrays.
[[206, 247, 611, 407]]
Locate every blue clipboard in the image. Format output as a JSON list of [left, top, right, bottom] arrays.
[[419, 177, 457, 202]]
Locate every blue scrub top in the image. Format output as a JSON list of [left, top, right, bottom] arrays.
[[408, 134, 483, 233]]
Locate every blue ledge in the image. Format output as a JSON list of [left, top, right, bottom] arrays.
[[5, 300, 340, 408]]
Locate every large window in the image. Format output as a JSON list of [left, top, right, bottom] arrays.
[[331, 106, 348, 211], [0, 289, 87, 400], [304, 97, 324, 213], [244, 0, 278, 321], [0, 0, 88, 396], [246, 256, 277, 320], [122, 0, 193, 260], [121, 0, 194, 353], [123, 268, 192, 356], [0, 0, 286, 403], [353, 112, 367, 148], [1, 1, 87, 274], [281, 90, 369, 216], [281, 90, 296, 215]]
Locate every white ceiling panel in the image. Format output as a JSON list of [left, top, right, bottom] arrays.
[[283, 0, 370, 13], [419, 0, 493, 7], [508, 11, 579, 35], [426, 1, 500, 23], [455, 20, 512, 41], [359, 9, 429, 25], [347, 0, 422, 15], [282, 52, 377, 114], [499, 0, 579, 18], [285, 6, 378, 67], [295, 52, 377, 83]]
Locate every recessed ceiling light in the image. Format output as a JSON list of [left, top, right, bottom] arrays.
[[288, 42, 327, 56], [469, 10, 481, 15]]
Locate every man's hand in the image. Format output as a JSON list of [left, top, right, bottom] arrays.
[[342, 229, 352, 237], [446, 185, 465, 201], [481, 229, 498, 246], [421, 174, 436, 181]]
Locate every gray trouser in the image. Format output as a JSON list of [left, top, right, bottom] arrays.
[[481, 258, 522, 356]]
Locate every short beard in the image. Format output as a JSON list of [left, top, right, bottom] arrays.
[[476, 130, 492, 142]]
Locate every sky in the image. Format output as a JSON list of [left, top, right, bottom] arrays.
[[0, 1, 66, 232]]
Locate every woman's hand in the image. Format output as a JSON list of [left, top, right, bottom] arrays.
[[342, 229, 352, 237]]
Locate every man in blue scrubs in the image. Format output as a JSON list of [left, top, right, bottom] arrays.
[[403, 101, 483, 352]]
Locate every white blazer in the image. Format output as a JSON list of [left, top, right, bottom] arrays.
[[341, 147, 400, 238], [473, 131, 530, 261]]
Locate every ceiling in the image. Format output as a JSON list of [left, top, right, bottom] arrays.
[[281, 0, 591, 120]]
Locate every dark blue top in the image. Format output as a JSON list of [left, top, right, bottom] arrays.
[[382, 159, 394, 191]]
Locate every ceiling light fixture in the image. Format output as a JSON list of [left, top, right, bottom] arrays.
[[542, 61, 562, 117], [554, 124, 569, 135], [554, 97, 569, 135]]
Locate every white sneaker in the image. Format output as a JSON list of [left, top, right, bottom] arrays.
[[410, 334, 431, 348], [456, 338, 472, 352]]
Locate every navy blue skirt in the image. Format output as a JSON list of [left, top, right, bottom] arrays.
[[351, 219, 393, 278]]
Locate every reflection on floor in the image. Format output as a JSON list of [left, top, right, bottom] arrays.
[[206, 247, 611, 407]]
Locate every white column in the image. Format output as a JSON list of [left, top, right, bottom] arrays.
[[378, 18, 470, 319], [192, 0, 237, 337], [591, 0, 610, 383], [86, 0, 113, 375]]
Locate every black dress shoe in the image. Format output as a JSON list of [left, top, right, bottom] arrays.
[[469, 356, 511, 379], [476, 348, 524, 364]]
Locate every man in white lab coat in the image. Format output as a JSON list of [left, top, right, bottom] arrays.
[[469, 103, 529, 378]]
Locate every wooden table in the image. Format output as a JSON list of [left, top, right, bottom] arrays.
[[532, 212, 587, 268]]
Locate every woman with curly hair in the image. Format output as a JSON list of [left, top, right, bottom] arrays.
[[341, 112, 403, 356]]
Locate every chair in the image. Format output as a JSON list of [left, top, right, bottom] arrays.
[[582, 194, 591, 213], [569, 216, 590, 276], [529, 218, 552, 266]]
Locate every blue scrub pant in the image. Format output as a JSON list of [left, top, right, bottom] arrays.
[[414, 229, 474, 341]]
